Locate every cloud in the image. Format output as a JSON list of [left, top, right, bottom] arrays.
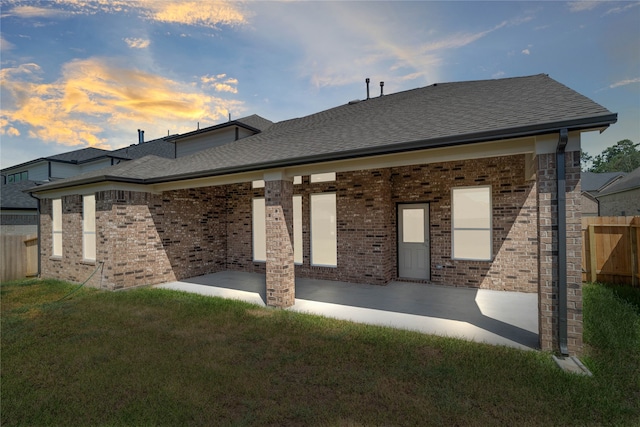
[[0, 35, 15, 50], [200, 74, 239, 93], [568, 1, 606, 12], [1, 58, 243, 149], [522, 49, 531, 55], [609, 77, 640, 88], [140, 1, 247, 27], [605, 2, 640, 15], [124, 37, 151, 49], [4, 5, 66, 18], [8, 0, 248, 28]]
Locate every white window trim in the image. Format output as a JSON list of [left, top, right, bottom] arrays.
[[293, 195, 302, 264], [252, 198, 266, 262], [82, 194, 96, 262], [310, 192, 337, 267], [451, 186, 492, 261], [310, 172, 336, 183], [52, 198, 62, 257]]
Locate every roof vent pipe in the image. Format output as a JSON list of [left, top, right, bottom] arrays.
[[380, 81, 384, 96], [137, 129, 144, 144], [366, 78, 370, 100]]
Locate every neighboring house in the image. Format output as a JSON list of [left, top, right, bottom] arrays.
[[1, 115, 271, 233], [596, 166, 640, 216], [0, 140, 175, 186], [0, 180, 39, 235], [580, 171, 626, 216], [29, 74, 618, 356]]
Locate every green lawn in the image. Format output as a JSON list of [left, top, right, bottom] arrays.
[[1, 279, 639, 426]]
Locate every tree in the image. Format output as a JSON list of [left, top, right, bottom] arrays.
[[582, 139, 640, 173]]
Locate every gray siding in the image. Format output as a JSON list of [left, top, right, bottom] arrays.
[[176, 128, 237, 158]]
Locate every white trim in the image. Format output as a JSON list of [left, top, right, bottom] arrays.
[[451, 186, 492, 261], [252, 198, 266, 262], [82, 194, 96, 262], [310, 192, 337, 267]]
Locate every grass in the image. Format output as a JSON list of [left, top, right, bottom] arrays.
[[1, 279, 639, 426]]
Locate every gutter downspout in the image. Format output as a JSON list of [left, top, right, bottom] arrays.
[[557, 128, 569, 356], [28, 192, 41, 278]]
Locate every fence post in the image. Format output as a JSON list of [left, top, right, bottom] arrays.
[[588, 224, 598, 283], [631, 224, 638, 287]]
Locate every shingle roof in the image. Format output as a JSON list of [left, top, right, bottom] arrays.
[[236, 114, 273, 131], [597, 166, 640, 197], [1, 180, 40, 209], [581, 171, 626, 193], [47, 147, 113, 163], [110, 137, 176, 160], [31, 74, 617, 193]]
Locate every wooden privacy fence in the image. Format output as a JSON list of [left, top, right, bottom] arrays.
[[582, 216, 640, 286], [1, 234, 38, 283]]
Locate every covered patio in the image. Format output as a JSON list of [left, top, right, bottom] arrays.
[[155, 271, 538, 351]]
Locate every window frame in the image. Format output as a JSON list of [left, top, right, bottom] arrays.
[[252, 197, 266, 262], [82, 194, 96, 262], [310, 192, 337, 267], [52, 198, 63, 257], [451, 186, 492, 261]]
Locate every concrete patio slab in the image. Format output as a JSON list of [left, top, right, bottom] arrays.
[[155, 271, 538, 351]]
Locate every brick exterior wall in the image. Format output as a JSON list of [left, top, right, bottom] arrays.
[[265, 179, 295, 307], [391, 155, 537, 292], [537, 151, 583, 355], [40, 154, 539, 292], [41, 188, 227, 289]]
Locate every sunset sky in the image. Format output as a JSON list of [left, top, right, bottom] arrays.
[[1, 0, 639, 169]]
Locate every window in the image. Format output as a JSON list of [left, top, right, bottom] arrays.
[[52, 198, 62, 257], [252, 198, 266, 262], [293, 195, 302, 264], [452, 186, 492, 260], [310, 193, 337, 266], [83, 195, 96, 261], [253, 196, 302, 263], [6, 171, 28, 183], [310, 172, 336, 183]]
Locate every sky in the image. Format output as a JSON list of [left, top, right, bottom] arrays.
[[1, 0, 639, 170]]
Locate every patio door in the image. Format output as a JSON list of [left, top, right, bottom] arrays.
[[398, 204, 430, 280]]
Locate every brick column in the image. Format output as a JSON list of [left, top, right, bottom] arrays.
[[265, 178, 295, 307], [537, 151, 583, 355]]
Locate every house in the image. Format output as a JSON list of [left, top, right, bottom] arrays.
[[28, 74, 617, 356], [0, 180, 39, 235], [1, 116, 271, 234], [596, 166, 640, 216], [580, 171, 626, 216]]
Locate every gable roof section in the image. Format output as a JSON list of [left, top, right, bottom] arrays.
[[31, 74, 617, 193], [110, 137, 176, 160], [581, 171, 626, 193], [596, 166, 640, 197], [168, 114, 273, 142], [47, 147, 113, 163]]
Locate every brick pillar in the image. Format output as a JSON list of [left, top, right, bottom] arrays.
[[265, 178, 295, 308], [537, 151, 583, 355]]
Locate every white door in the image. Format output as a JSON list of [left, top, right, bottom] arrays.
[[398, 204, 430, 280]]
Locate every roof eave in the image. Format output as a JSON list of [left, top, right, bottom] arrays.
[[28, 113, 618, 192], [145, 114, 618, 184], [28, 175, 146, 194]]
